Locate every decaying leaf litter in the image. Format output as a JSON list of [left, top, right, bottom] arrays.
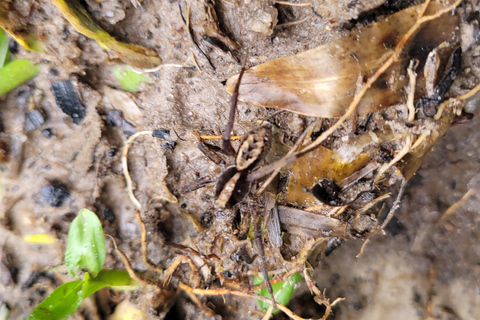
[[1, 0, 480, 319]]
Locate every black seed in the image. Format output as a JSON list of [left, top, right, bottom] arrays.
[[50, 80, 85, 125], [152, 128, 171, 139], [40, 184, 70, 207]]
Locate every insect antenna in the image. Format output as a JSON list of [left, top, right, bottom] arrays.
[[222, 54, 249, 157]]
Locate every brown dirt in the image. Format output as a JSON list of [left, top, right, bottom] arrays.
[[1, 0, 479, 319]]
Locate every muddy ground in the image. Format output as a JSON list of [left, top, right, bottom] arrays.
[[1, 0, 480, 319]]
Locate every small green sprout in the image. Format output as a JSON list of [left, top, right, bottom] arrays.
[[113, 67, 150, 93], [254, 272, 303, 315], [28, 209, 138, 320]]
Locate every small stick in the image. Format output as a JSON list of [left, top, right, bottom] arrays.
[[200, 134, 243, 140]]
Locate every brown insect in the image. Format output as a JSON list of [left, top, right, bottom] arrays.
[[195, 62, 279, 307]]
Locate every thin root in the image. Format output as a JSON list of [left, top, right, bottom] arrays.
[[274, 1, 312, 6], [179, 282, 333, 320], [106, 234, 159, 289], [436, 188, 476, 226], [134, 209, 163, 273], [122, 131, 153, 210]]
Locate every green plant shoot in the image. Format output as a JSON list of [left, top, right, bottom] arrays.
[[29, 209, 138, 320], [113, 67, 150, 93], [254, 272, 303, 315], [65, 208, 106, 277]]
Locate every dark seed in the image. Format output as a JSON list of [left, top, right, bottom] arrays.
[[40, 184, 70, 207], [50, 80, 85, 125], [152, 128, 171, 139]]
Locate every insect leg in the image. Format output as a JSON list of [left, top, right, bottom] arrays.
[[252, 207, 277, 309], [222, 55, 248, 157]]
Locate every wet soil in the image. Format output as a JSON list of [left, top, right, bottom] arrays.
[[1, 0, 479, 319]]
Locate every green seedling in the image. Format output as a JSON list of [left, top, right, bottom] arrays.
[[28, 209, 138, 320], [114, 67, 150, 93], [0, 29, 39, 96], [254, 272, 303, 315]]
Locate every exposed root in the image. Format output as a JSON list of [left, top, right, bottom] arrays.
[[179, 282, 335, 320], [122, 131, 153, 210], [163, 254, 201, 287], [436, 188, 476, 226], [374, 136, 412, 183], [356, 239, 370, 258], [303, 268, 343, 320], [106, 234, 159, 289], [275, 17, 310, 28], [274, 1, 312, 6], [435, 82, 480, 120], [134, 209, 163, 274]]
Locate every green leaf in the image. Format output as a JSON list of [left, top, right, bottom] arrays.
[[83, 270, 138, 298], [28, 280, 84, 320], [0, 59, 38, 96], [254, 272, 303, 315], [113, 67, 150, 93], [0, 29, 10, 68], [65, 209, 106, 278]]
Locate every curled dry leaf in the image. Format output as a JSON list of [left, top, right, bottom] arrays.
[[103, 86, 143, 126], [226, 1, 459, 118], [50, 0, 161, 69]]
